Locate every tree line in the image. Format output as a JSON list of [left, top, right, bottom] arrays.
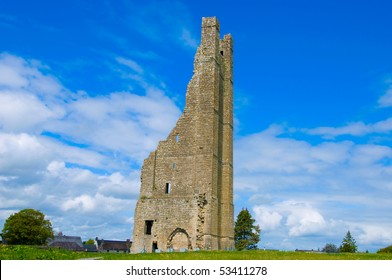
[[1, 208, 391, 254]]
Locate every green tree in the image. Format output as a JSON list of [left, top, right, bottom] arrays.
[[84, 238, 95, 245], [2, 209, 54, 245], [377, 245, 392, 254], [234, 208, 261, 251], [339, 230, 357, 253], [322, 243, 339, 253]]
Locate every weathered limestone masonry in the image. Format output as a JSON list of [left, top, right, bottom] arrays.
[[131, 17, 234, 253]]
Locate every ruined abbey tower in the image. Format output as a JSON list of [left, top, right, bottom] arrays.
[[131, 17, 234, 253]]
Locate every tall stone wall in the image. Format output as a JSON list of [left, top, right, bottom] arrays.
[[131, 17, 234, 253]]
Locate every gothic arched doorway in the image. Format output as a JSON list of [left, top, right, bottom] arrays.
[[167, 228, 192, 251]]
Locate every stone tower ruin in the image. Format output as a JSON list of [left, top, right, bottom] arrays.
[[131, 17, 234, 253]]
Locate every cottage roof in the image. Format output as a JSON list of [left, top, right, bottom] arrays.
[[48, 234, 84, 251], [49, 241, 84, 251], [96, 238, 131, 251]]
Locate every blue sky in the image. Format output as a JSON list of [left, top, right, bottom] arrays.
[[1, 0, 392, 252]]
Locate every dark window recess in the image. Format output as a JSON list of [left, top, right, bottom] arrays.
[[145, 220, 153, 235], [165, 182, 171, 194], [220, 50, 224, 56], [152, 242, 158, 252]]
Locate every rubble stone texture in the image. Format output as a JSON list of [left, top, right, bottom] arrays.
[[131, 17, 234, 253]]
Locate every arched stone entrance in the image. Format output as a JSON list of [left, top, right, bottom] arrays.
[[167, 228, 192, 251]]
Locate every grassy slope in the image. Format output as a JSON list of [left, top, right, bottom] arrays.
[[1, 245, 392, 260]]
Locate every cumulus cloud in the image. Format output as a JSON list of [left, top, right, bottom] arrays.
[[61, 193, 128, 213], [236, 124, 392, 250], [2, 51, 392, 249], [0, 90, 61, 132], [282, 201, 327, 237], [235, 125, 316, 175], [235, 124, 392, 192], [253, 201, 326, 237], [253, 206, 282, 230], [46, 88, 181, 162], [235, 126, 354, 193], [0, 54, 66, 133], [0, 133, 52, 183], [0, 52, 181, 240], [0, 54, 33, 88], [0, 53, 67, 99]]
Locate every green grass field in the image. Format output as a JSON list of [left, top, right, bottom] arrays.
[[1, 245, 392, 260]]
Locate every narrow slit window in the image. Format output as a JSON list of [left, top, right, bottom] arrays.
[[173, 163, 176, 169], [165, 182, 171, 194], [145, 220, 153, 235], [175, 134, 180, 142]]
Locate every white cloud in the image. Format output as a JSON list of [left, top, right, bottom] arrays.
[[61, 193, 129, 214], [47, 89, 181, 162], [253, 206, 282, 230], [180, 28, 198, 49], [378, 83, 392, 107], [253, 201, 326, 237], [355, 223, 392, 245], [304, 118, 392, 139], [350, 144, 392, 166], [236, 124, 392, 250], [1, 52, 181, 166], [0, 90, 62, 133], [235, 125, 316, 174], [98, 171, 140, 198], [0, 53, 67, 99], [0, 56, 27, 87], [116, 57, 144, 74], [0, 52, 181, 240], [282, 201, 327, 237], [0, 133, 51, 181], [0, 210, 17, 221], [0, 197, 26, 208], [62, 194, 96, 212], [2, 51, 392, 249], [235, 124, 392, 192], [309, 141, 352, 165], [0, 54, 66, 133]]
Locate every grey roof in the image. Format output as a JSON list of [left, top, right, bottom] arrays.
[[48, 234, 84, 251], [49, 241, 84, 251], [96, 238, 131, 251]]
